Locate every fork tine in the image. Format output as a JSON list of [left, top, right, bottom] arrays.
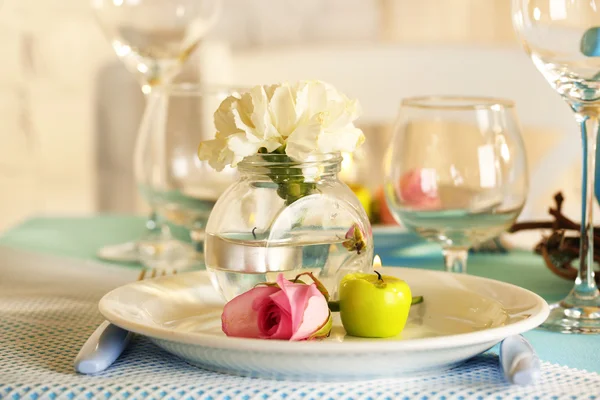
[[138, 269, 146, 281], [151, 269, 157, 278]]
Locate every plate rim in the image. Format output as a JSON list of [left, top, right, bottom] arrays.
[[99, 267, 550, 353]]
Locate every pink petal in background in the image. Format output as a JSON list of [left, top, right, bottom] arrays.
[[398, 168, 441, 210]]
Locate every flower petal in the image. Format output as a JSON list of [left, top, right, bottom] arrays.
[[257, 299, 294, 340], [317, 126, 365, 154], [285, 119, 322, 161], [275, 274, 329, 340], [235, 91, 256, 129], [199, 80, 365, 172], [213, 95, 242, 137], [198, 137, 235, 172], [269, 85, 298, 137], [304, 81, 329, 117], [308, 310, 332, 340], [221, 286, 280, 338], [250, 86, 281, 141], [290, 292, 330, 341], [227, 133, 262, 159]]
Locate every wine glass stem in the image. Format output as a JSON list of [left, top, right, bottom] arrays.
[[443, 248, 468, 274], [575, 114, 600, 298]]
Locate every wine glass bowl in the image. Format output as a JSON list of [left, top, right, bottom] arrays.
[[512, 0, 600, 333], [134, 84, 239, 267], [91, 0, 222, 93], [384, 96, 528, 274], [513, 0, 600, 107], [91, 0, 222, 266]]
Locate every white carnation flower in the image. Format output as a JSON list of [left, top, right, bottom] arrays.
[[286, 81, 364, 161], [198, 80, 365, 169]]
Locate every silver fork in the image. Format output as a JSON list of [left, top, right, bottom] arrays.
[[74, 268, 176, 374]]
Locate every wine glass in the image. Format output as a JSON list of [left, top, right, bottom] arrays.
[[91, 0, 222, 265], [135, 83, 239, 268], [91, 0, 222, 93], [383, 96, 528, 274], [512, 0, 600, 333]]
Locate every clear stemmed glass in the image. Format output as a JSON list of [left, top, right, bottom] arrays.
[[383, 96, 529, 274], [91, 0, 222, 265], [135, 84, 239, 269], [512, 0, 600, 333]]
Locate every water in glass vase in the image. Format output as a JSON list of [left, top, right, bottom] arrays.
[[205, 230, 366, 301]]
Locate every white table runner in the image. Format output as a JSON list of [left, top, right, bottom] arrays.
[[1, 247, 599, 400]]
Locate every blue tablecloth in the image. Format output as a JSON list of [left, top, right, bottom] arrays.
[[0, 215, 598, 374]]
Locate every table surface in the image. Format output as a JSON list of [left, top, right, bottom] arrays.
[[1, 215, 599, 375]]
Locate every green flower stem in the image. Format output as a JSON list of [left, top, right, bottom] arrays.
[[260, 148, 316, 205]]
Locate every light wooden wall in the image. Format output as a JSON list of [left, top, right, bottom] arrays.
[[380, 0, 516, 45], [0, 0, 579, 231]]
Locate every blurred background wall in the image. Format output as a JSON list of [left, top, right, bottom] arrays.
[[0, 0, 587, 230]]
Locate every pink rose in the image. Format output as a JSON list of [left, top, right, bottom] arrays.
[[398, 168, 441, 210], [221, 274, 332, 341]]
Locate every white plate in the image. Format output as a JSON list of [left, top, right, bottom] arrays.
[[99, 267, 549, 381]]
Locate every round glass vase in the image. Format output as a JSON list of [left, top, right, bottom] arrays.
[[205, 152, 374, 301]]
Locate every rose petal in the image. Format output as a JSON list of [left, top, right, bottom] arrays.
[[221, 286, 280, 338], [257, 300, 294, 340], [290, 293, 330, 341], [308, 311, 333, 340], [267, 313, 294, 339], [275, 274, 329, 339]]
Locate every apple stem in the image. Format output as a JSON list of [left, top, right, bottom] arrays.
[[374, 270, 384, 282]]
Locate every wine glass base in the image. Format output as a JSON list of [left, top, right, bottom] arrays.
[[97, 241, 141, 263], [539, 298, 600, 334], [138, 239, 203, 271]]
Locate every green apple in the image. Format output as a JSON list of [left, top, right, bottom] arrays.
[[339, 271, 412, 338]]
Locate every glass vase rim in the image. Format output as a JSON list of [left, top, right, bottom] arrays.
[[401, 96, 515, 110], [237, 152, 344, 172]]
